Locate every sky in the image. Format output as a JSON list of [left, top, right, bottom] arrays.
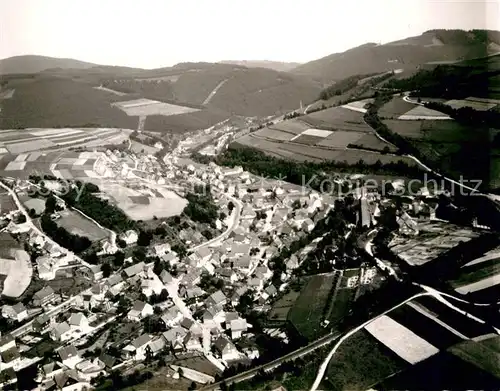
[[1, 0, 499, 68]]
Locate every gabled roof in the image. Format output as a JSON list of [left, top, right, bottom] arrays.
[[131, 334, 152, 349], [1, 346, 20, 363], [180, 317, 195, 329], [52, 322, 71, 338], [163, 327, 186, 342], [99, 353, 116, 368], [34, 286, 55, 300], [214, 336, 234, 352], [124, 261, 145, 277], [11, 302, 26, 314], [208, 290, 226, 305], [160, 270, 173, 284], [131, 300, 148, 312], [230, 318, 247, 332], [69, 312, 87, 327], [58, 345, 79, 361], [106, 274, 123, 287], [195, 246, 211, 259]]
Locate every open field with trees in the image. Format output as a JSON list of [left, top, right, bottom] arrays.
[[55, 209, 109, 242], [324, 329, 408, 391]]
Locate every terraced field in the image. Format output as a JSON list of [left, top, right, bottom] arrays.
[[235, 104, 413, 165]]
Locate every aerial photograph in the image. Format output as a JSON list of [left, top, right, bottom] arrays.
[[1, 0, 500, 389]]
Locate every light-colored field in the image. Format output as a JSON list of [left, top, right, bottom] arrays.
[[445, 99, 497, 111], [0, 89, 15, 99], [399, 106, 452, 120], [301, 128, 333, 138], [112, 98, 200, 117], [129, 140, 161, 155], [56, 209, 109, 241], [302, 107, 372, 132], [0, 249, 33, 298], [269, 120, 310, 135], [365, 315, 439, 364], [253, 128, 294, 142], [317, 131, 365, 148], [454, 273, 500, 294], [0, 128, 128, 154], [97, 182, 187, 220], [93, 85, 128, 96], [342, 98, 374, 113]]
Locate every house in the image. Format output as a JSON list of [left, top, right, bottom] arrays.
[[286, 254, 299, 271], [58, 346, 81, 369], [216, 267, 239, 283], [160, 270, 174, 285], [1, 303, 28, 322], [185, 287, 205, 300], [68, 313, 89, 329], [119, 230, 138, 245], [232, 243, 250, 256], [229, 318, 248, 339], [241, 204, 256, 220], [206, 290, 227, 308], [141, 270, 164, 297], [255, 265, 272, 280], [262, 285, 278, 300], [124, 334, 152, 360], [193, 247, 212, 264], [33, 286, 56, 307], [230, 286, 248, 306], [0, 334, 15, 353], [161, 308, 183, 328], [214, 336, 240, 361], [147, 337, 166, 356], [248, 277, 264, 291], [50, 322, 72, 342], [105, 274, 123, 289], [301, 218, 315, 232], [32, 314, 52, 333], [1, 346, 21, 369], [180, 317, 195, 330], [183, 332, 203, 351], [162, 252, 179, 265], [203, 306, 224, 323], [127, 301, 154, 322], [123, 262, 145, 279], [233, 256, 252, 273], [162, 327, 187, 349]]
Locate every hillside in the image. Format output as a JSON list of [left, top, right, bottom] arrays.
[[292, 29, 500, 83], [219, 60, 301, 72], [0, 55, 99, 75]]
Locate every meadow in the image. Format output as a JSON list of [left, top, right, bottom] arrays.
[[56, 209, 109, 242]]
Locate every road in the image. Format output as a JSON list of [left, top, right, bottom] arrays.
[[309, 292, 429, 391], [190, 195, 242, 252], [203, 79, 229, 105], [200, 331, 342, 390]]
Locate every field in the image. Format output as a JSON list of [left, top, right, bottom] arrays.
[[97, 181, 188, 220], [235, 104, 414, 166], [287, 274, 335, 340], [0, 89, 15, 99], [448, 336, 500, 380], [376, 351, 500, 390], [451, 260, 500, 294], [112, 98, 200, 117], [445, 98, 498, 111], [398, 106, 451, 120], [268, 290, 301, 322], [364, 314, 440, 364], [0, 151, 105, 180], [386, 303, 464, 349], [300, 107, 372, 132], [0, 127, 129, 154], [324, 329, 408, 391], [378, 97, 417, 118], [56, 209, 109, 241], [0, 249, 33, 298], [0, 191, 18, 213], [341, 98, 374, 113], [129, 140, 161, 155], [414, 296, 493, 338]]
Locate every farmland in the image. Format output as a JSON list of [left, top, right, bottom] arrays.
[[376, 351, 500, 390], [234, 105, 415, 167], [324, 329, 408, 391], [55, 209, 109, 242], [112, 98, 200, 117], [287, 274, 335, 340], [0, 127, 129, 154], [398, 105, 451, 120], [0, 249, 33, 298], [449, 336, 500, 380], [96, 181, 188, 221], [364, 314, 440, 364], [451, 260, 500, 294]]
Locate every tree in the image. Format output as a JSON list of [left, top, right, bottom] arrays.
[[189, 381, 197, 390], [137, 230, 152, 247], [45, 195, 57, 214], [228, 201, 234, 212], [116, 239, 127, 249], [113, 251, 125, 267], [17, 214, 27, 224], [102, 263, 112, 278]]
